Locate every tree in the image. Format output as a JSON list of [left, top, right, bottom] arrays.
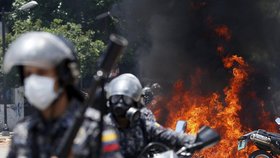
[[0, 18, 105, 88], [11, 0, 119, 40], [0, 0, 137, 88]]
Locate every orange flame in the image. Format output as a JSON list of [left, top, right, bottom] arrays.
[[214, 25, 232, 41], [152, 55, 277, 157]]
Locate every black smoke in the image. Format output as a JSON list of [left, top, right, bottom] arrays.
[[111, 0, 280, 125]]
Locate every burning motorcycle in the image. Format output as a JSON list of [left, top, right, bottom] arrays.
[[238, 118, 280, 158], [138, 120, 221, 158]]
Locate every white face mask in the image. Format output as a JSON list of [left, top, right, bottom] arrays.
[[24, 74, 61, 111]]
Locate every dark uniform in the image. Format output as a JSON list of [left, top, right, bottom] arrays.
[[107, 114, 193, 158], [7, 100, 122, 158], [142, 87, 154, 105], [4, 32, 123, 158], [140, 107, 156, 122], [105, 73, 194, 158]]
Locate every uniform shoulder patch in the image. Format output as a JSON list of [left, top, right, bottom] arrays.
[[102, 129, 120, 152]]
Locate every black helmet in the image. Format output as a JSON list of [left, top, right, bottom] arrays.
[[142, 87, 154, 105], [151, 83, 161, 95]]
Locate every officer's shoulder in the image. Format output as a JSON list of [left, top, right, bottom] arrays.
[[140, 107, 151, 112], [140, 117, 162, 128], [12, 115, 36, 139], [13, 115, 36, 130]]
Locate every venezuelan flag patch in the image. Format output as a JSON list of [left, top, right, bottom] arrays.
[[102, 129, 120, 152]]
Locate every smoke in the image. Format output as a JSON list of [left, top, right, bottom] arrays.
[[111, 0, 280, 121]]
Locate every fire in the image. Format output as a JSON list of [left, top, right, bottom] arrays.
[[148, 7, 278, 155], [214, 25, 232, 41], [163, 55, 248, 157], [151, 54, 277, 157]]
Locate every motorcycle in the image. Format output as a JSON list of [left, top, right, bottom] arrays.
[[237, 118, 280, 158], [138, 120, 220, 158]]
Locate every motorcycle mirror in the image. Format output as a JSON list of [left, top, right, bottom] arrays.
[[175, 120, 187, 134], [195, 126, 220, 149], [275, 118, 280, 125]]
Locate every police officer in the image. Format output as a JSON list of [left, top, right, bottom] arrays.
[[141, 83, 162, 118], [105, 73, 194, 158], [142, 83, 162, 106], [139, 106, 156, 122], [4, 31, 122, 158], [140, 87, 157, 122], [151, 83, 161, 96], [141, 86, 154, 105]]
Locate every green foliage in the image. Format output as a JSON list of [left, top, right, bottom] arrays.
[[11, 0, 119, 39], [0, 18, 105, 88], [0, 0, 137, 88]]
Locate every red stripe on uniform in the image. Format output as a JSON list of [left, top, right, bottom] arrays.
[[103, 143, 120, 152]]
